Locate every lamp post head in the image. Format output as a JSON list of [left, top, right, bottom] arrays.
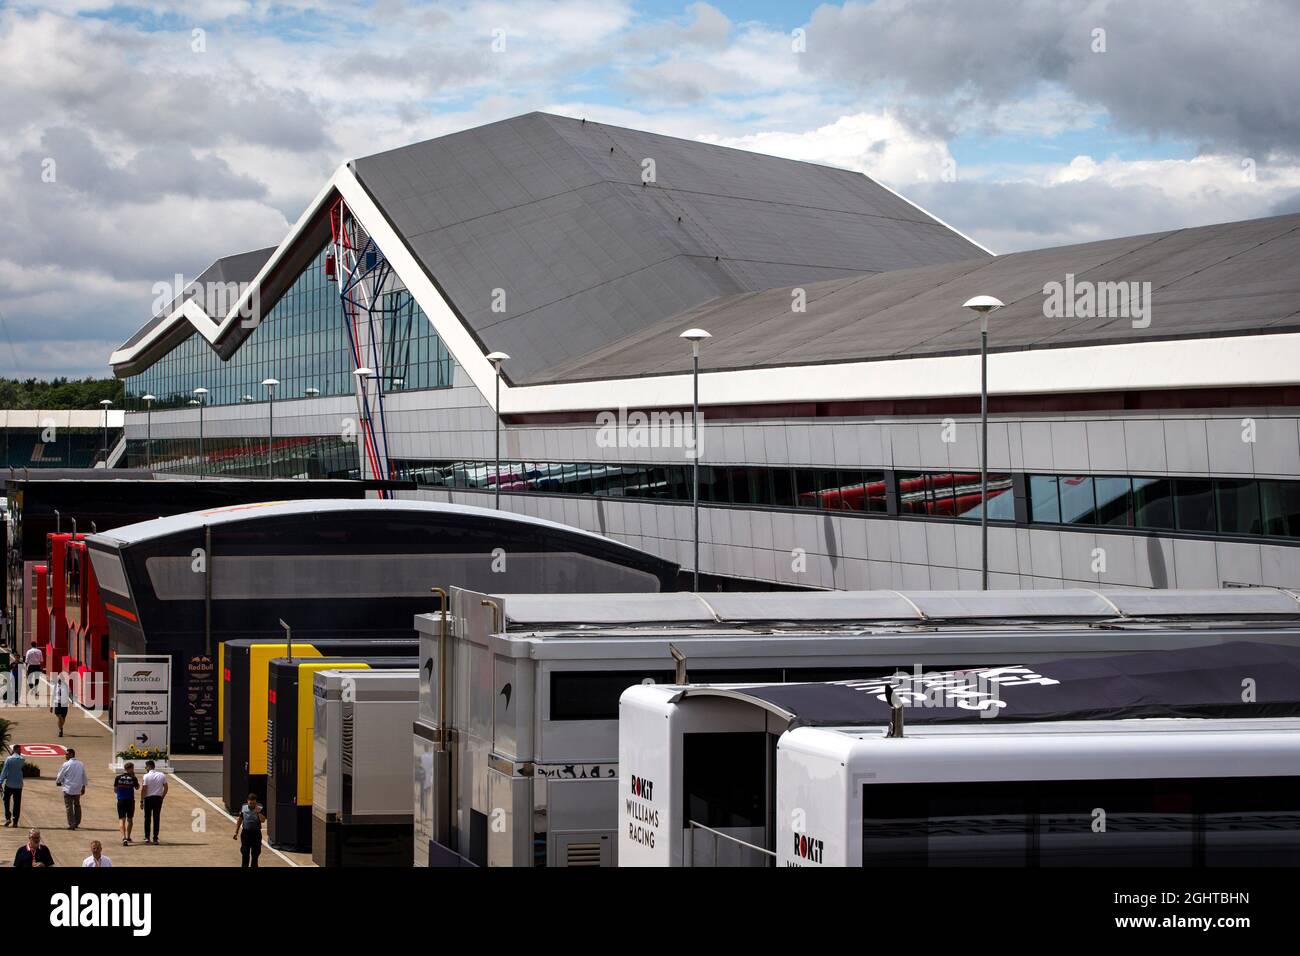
[[353, 367, 374, 378], [485, 351, 509, 371], [188, 399, 200, 406], [241, 395, 255, 403], [141, 394, 155, 403], [962, 295, 1004, 332], [99, 399, 113, 407], [304, 387, 320, 397], [261, 377, 279, 387], [680, 327, 710, 356]]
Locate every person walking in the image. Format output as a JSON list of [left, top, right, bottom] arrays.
[[113, 761, 140, 846], [82, 840, 113, 868], [13, 828, 53, 867], [140, 759, 168, 845], [233, 792, 266, 867], [0, 642, 11, 705], [55, 747, 87, 830], [1, 744, 24, 827], [23, 644, 43, 703], [50, 673, 71, 737]]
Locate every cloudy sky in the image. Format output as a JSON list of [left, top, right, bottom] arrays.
[[3, 0, 1299, 377]]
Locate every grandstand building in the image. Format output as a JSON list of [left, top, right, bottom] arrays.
[[109, 112, 1300, 590]]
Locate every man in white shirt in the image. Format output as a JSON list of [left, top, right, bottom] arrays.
[[54, 748, 88, 830], [23, 645, 43, 703], [140, 760, 169, 845], [82, 840, 112, 867]]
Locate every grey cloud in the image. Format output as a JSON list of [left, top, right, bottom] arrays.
[[906, 178, 1275, 254], [802, 0, 1300, 156], [20, 127, 266, 203]]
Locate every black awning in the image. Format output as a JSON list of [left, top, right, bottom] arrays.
[[703, 641, 1300, 728]]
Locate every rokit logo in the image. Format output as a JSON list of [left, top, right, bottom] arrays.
[[50, 887, 152, 936], [626, 774, 659, 848], [791, 833, 824, 865]]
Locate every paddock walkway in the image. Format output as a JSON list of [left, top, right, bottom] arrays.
[[1, 695, 309, 867]]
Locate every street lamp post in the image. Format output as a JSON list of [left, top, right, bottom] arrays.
[[486, 353, 510, 510], [98, 399, 113, 467], [262, 378, 279, 478], [192, 387, 209, 478], [679, 329, 711, 592], [962, 296, 1004, 591], [141, 394, 155, 469]]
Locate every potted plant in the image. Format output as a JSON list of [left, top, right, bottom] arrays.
[[113, 743, 170, 771]]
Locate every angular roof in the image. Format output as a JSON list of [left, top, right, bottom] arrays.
[[351, 112, 989, 382], [114, 246, 275, 375], [537, 211, 1300, 383]]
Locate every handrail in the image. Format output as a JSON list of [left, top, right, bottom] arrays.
[[686, 820, 776, 864]]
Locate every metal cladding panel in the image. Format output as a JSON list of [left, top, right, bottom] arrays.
[[500, 592, 715, 626], [491, 588, 1300, 630], [700, 591, 922, 622], [901, 589, 1119, 620], [352, 111, 987, 382], [1103, 588, 1300, 617]]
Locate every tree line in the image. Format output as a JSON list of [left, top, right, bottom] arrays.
[[0, 377, 124, 410]]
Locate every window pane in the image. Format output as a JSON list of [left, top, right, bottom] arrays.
[[1216, 479, 1261, 535], [1029, 475, 1061, 523], [861, 471, 888, 513], [1259, 480, 1300, 537], [1132, 477, 1176, 529], [1174, 479, 1216, 532], [771, 469, 796, 508], [1037, 780, 1194, 867], [896, 472, 929, 515], [1094, 477, 1133, 526], [1057, 476, 1096, 524]]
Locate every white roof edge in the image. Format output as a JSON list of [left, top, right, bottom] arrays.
[[83, 496, 672, 553]]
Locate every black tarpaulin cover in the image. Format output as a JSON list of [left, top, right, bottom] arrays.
[[713, 641, 1300, 728]]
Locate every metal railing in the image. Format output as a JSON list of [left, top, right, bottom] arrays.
[[685, 821, 776, 867]]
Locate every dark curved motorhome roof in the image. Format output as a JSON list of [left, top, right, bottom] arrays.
[[88, 496, 672, 561], [672, 641, 1300, 727]]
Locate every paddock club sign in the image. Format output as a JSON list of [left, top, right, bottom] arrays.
[[112, 655, 171, 767]]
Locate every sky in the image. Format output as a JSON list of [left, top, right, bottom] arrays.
[[2, 0, 1299, 378]]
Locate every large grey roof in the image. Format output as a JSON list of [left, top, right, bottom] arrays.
[[536, 211, 1300, 382], [351, 112, 988, 382]]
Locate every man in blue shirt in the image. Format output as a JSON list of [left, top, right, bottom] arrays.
[[0, 744, 24, 828]]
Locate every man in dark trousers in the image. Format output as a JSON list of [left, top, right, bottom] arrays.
[[233, 792, 266, 867], [1, 743, 24, 827], [13, 828, 54, 867], [140, 759, 168, 845]]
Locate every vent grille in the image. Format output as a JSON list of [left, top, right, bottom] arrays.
[[342, 709, 354, 773], [266, 719, 274, 778], [565, 842, 602, 867]]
